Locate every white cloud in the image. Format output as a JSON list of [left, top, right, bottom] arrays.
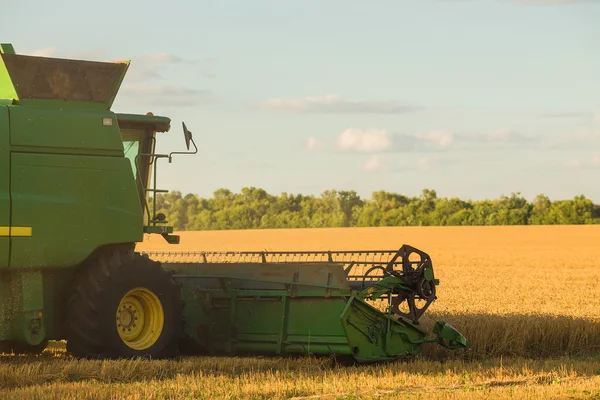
[[116, 84, 211, 107], [563, 156, 600, 170], [306, 137, 325, 151], [337, 128, 391, 153], [125, 67, 162, 82], [572, 128, 598, 140], [417, 130, 454, 148], [564, 159, 583, 169], [542, 113, 600, 149], [23, 46, 56, 57], [136, 53, 184, 64], [121, 85, 207, 96], [123, 52, 215, 82], [333, 127, 535, 154], [21, 46, 108, 60], [67, 49, 107, 60], [487, 129, 514, 141], [260, 94, 419, 114], [311, 125, 543, 160], [19, 46, 215, 82], [454, 129, 536, 149], [539, 111, 590, 119], [416, 156, 434, 171], [407, 155, 464, 173], [594, 111, 600, 126], [363, 155, 392, 173], [365, 155, 458, 175]]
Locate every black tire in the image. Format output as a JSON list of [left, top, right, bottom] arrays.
[[65, 249, 182, 359]]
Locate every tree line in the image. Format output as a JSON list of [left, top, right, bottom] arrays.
[[149, 188, 600, 231]]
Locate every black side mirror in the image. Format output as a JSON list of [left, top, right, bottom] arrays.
[[183, 121, 193, 151], [167, 121, 198, 163]]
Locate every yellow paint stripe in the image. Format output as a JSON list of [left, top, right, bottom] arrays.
[[11, 227, 32, 237], [0, 226, 32, 237]]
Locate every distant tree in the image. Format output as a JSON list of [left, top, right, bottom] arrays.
[[494, 192, 531, 225], [529, 194, 552, 224], [150, 188, 600, 230]]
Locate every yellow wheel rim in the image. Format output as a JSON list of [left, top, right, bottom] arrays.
[[116, 287, 164, 350]]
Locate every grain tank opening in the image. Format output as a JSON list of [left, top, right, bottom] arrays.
[[0, 52, 128, 108]]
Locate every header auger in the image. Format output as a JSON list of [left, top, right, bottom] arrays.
[[0, 43, 467, 361]]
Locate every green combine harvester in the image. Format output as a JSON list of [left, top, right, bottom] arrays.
[[0, 43, 468, 361]]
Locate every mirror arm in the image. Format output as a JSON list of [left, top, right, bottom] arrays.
[[168, 137, 198, 163]]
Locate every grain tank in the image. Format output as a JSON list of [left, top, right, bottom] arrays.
[[0, 43, 468, 361]]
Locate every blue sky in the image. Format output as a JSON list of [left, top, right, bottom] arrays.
[[3, 0, 600, 202]]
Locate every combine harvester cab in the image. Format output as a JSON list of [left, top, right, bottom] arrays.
[[0, 43, 467, 361], [144, 245, 468, 362]]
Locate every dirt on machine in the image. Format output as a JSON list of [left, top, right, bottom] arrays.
[[0, 43, 468, 362]]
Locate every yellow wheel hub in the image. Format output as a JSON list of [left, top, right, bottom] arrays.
[[116, 287, 164, 350]]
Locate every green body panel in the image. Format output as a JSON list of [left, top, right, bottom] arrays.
[[10, 152, 142, 268], [0, 271, 45, 345], [170, 262, 357, 356], [9, 105, 125, 155], [0, 44, 16, 54], [0, 268, 76, 343], [0, 274, 11, 339], [340, 297, 426, 361], [12, 270, 45, 345], [0, 107, 8, 268]]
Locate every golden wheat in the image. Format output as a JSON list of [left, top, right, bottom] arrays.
[[2, 344, 599, 399], [138, 225, 600, 359]]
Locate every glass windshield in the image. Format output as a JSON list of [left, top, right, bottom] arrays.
[[123, 139, 140, 179], [121, 128, 146, 180], [119, 127, 153, 224]]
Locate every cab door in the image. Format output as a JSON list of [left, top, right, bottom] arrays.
[[0, 106, 9, 268]]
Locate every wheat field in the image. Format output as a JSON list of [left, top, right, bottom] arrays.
[[2, 225, 600, 399], [137, 225, 600, 359]]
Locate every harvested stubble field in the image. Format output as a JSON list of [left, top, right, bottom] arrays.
[[2, 225, 600, 399]]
